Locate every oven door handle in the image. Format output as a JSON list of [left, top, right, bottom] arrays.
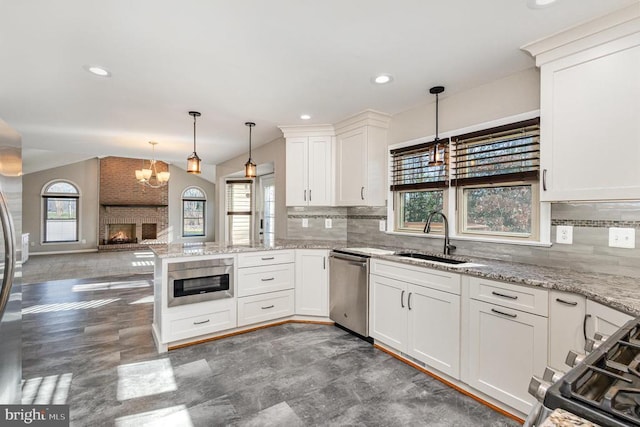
[[330, 253, 368, 264]]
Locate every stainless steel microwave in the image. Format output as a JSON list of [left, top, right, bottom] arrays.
[[167, 258, 234, 307]]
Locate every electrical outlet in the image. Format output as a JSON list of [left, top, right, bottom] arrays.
[[302, 218, 309, 228], [379, 220, 386, 232], [556, 225, 573, 244], [325, 218, 332, 229], [609, 227, 635, 249]]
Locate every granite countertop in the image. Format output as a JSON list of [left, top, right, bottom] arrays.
[[151, 240, 640, 316], [540, 408, 600, 427]]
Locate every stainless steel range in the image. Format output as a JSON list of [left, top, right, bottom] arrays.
[[528, 317, 640, 426]]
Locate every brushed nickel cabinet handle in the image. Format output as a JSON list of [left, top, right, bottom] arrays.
[[304, 190, 306, 201], [261, 305, 275, 310], [583, 314, 591, 341], [261, 277, 275, 282], [360, 186, 365, 200], [261, 257, 275, 260], [543, 169, 547, 191], [556, 298, 578, 306], [492, 291, 518, 300], [309, 189, 311, 201], [491, 308, 517, 318], [408, 292, 412, 310], [193, 319, 210, 325], [400, 290, 405, 308]]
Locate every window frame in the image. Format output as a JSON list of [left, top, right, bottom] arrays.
[[41, 180, 80, 244], [394, 188, 447, 234], [181, 186, 206, 238], [387, 111, 550, 246]]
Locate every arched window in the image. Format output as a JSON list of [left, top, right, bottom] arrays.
[[42, 180, 79, 243], [182, 186, 206, 237]]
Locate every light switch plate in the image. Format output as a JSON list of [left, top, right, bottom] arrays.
[[379, 220, 386, 232], [302, 218, 309, 228], [556, 225, 573, 244], [325, 218, 332, 229], [609, 227, 635, 249]]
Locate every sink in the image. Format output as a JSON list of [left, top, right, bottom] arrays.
[[394, 252, 467, 265]]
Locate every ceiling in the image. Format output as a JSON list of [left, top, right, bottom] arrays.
[[0, 0, 636, 176]]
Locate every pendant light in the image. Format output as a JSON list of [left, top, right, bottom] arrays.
[[244, 121, 257, 178], [187, 111, 202, 174], [428, 86, 445, 167]]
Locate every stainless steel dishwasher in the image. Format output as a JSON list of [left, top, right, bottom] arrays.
[[329, 249, 370, 339]]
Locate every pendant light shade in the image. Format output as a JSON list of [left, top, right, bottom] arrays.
[[244, 122, 257, 178], [428, 86, 445, 167], [187, 111, 202, 174]]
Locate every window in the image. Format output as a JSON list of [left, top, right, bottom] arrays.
[[452, 118, 540, 239], [42, 181, 79, 243], [390, 139, 448, 232], [226, 180, 252, 245], [182, 187, 206, 237]]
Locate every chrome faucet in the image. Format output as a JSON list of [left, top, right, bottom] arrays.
[[423, 211, 456, 256]]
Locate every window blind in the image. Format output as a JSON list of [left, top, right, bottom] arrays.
[[451, 118, 540, 187], [389, 139, 449, 191]]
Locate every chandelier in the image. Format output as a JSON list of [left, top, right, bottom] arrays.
[[135, 141, 170, 188]]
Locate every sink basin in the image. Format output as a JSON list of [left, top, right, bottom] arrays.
[[394, 252, 467, 265]]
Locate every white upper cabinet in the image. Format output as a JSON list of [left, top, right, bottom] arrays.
[[523, 6, 640, 201], [335, 110, 390, 206], [280, 125, 334, 206]]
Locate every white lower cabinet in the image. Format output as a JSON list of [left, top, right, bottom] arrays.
[[548, 290, 586, 371], [167, 298, 237, 343], [370, 261, 461, 379], [467, 298, 548, 415], [237, 289, 295, 327], [585, 299, 633, 338], [295, 250, 329, 317]]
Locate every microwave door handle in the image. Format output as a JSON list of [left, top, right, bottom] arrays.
[[0, 192, 16, 322]]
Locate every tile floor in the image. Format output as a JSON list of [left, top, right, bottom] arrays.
[[21, 251, 520, 426]]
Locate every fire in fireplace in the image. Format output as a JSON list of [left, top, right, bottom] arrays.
[[106, 224, 136, 244]]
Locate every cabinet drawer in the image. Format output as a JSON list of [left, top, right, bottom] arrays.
[[237, 250, 295, 268], [370, 259, 461, 295], [237, 289, 294, 327], [237, 263, 295, 297], [168, 299, 236, 342], [469, 277, 548, 317]]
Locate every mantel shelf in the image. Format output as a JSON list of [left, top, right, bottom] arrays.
[[101, 204, 168, 208]]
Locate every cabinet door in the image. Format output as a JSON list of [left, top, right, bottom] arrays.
[[467, 299, 547, 415], [407, 284, 460, 379], [585, 299, 633, 339], [369, 274, 407, 351], [285, 137, 309, 206], [548, 291, 585, 371], [540, 35, 640, 201], [335, 127, 367, 206], [295, 250, 329, 316], [307, 136, 332, 206]]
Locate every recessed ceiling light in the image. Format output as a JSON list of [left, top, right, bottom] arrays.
[[527, 0, 557, 9], [83, 65, 111, 77], [372, 74, 393, 85], [300, 114, 311, 120]]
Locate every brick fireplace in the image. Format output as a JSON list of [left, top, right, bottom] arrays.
[[99, 157, 169, 250]]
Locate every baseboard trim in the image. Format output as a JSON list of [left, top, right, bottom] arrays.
[[167, 319, 335, 351], [30, 249, 99, 256], [374, 344, 525, 425]]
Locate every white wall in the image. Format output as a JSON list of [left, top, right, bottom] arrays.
[[215, 137, 286, 242], [22, 158, 100, 253], [389, 68, 540, 145], [167, 164, 216, 243]]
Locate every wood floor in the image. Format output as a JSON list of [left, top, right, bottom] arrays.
[[21, 252, 520, 426]]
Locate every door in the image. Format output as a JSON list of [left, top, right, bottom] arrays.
[[335, 127, 367, 205], [295, 250, 328, 316], [285, 137, 308, 206], [369, 274, 407, 351], [258, 174, 275, 245], [407, 284, 460, 379], [585, 299, 633, 339], [467, 299, 547, 415], [307, 136, 332, 206]]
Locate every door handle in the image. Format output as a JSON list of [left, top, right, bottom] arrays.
[[583, 314, 591, 341], [360, 186, 365, 200], [542, 169, 547, 191], [304, 189, 306, 201], [261, 257, 275, 261], [309, 189, 311, 201], [556, 298, 578, 306], [261, 305, 275, 310], [491, 308, 517, 318], [261, 277, 275, 282], [408, 292, 412, 310], [400, 290, 405, 308], [193, 319, 210, 325]]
